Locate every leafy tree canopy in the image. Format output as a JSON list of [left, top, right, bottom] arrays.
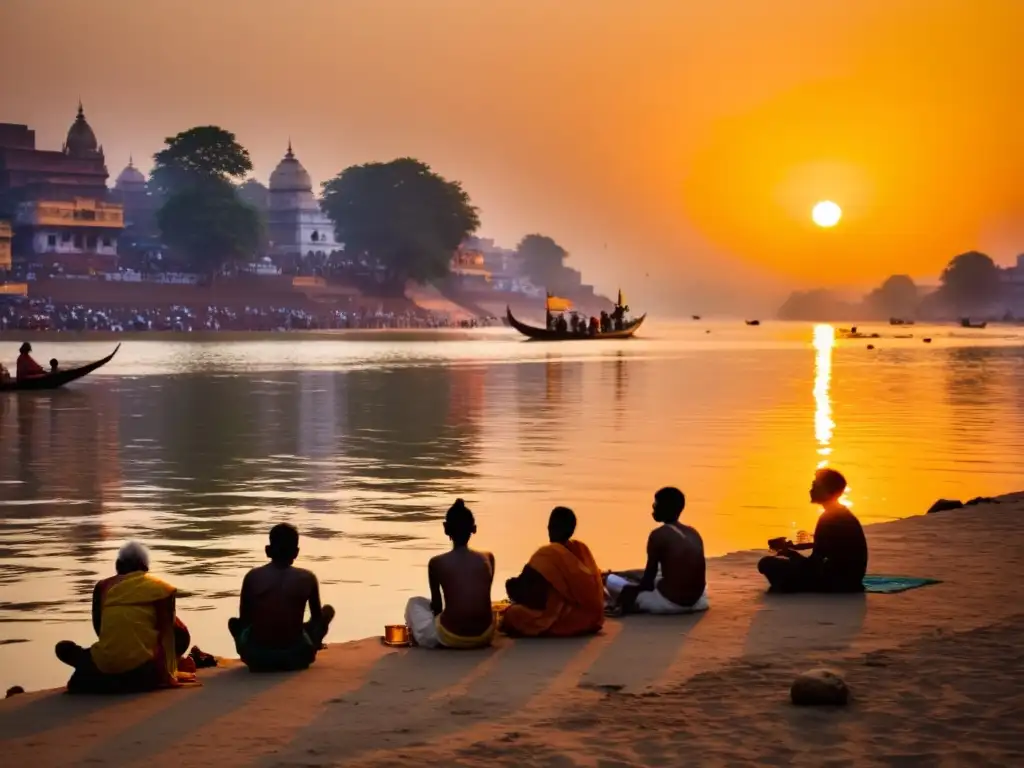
[[153, 126, 261, 273], [516, 234, 569, 289], [152, 126, 252, 195], [866, 274, 918, 318], [157, 179, 263, 275], [939, 251, 1002, 312], [320, 158, 479, 294]]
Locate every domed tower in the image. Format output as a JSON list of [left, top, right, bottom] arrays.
[[114, 156, 147, 194], [269, 141, 315, 210], [63, 101, 103, 159], [267, 141, 339, 259]]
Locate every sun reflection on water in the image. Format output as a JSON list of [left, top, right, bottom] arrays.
[[813, 324, 835, 461], [812, 324, 852, 507]]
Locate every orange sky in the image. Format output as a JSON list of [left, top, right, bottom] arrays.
[[2, 0, 1022, 311]]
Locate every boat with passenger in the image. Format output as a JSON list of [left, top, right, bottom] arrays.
[[507, 291, 645, 341]]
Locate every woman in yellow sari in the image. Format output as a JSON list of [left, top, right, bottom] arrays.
[[55, 541, 196, 693], [502, 507, 605, 638]]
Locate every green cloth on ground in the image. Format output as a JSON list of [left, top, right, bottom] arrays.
[[862, 575, 941, 594], [234, 625, 316, 672]]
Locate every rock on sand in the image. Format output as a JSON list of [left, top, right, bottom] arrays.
[[790, 668, 849, 706]]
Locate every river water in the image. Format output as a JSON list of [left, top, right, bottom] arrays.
[[2, 320, 1024, 690]]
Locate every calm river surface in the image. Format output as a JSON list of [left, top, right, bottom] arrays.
[[3, 320, 1024, 690]]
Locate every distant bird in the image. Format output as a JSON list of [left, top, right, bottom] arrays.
[[692, 314, 701, 320]]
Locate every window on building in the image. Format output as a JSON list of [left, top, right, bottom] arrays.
[[86, 235, 98, 250], [73, 234, 83, 249], [102, 237, 112, 248], [47, 235, 57, 249], [61, 232, 72, 242], [311, 231, 319, 242]]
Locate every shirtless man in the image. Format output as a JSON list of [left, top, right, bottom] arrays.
[[405, 499, 496, 648], [606, 487, 709, 614], [758, 468, 868, 593], [228, 524, 334, 671]]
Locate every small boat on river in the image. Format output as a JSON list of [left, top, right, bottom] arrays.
[[960, 318, 987, 329], [506, 307, 645, 341], [507, 290, 645, 341], [0, 344, 120, 392]]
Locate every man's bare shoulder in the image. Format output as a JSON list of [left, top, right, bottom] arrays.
[[246, 563, 315, 581], [647, 525, 668, 545]]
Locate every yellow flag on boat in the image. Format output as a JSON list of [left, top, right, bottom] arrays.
[[546, 294, 572, 312]]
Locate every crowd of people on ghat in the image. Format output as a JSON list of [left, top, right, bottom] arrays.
[[52, 468, 868, 693], [0, 300, 498, 333]]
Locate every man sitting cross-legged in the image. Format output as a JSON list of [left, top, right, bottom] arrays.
[[502, 506, 605, 637], [405, 499, 496, 649], [229, 523, 334, 671], [605, 487, 709, 614]]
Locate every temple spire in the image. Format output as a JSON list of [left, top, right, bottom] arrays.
[[77, 98, 84, 118], [286, 138, 294, 159]]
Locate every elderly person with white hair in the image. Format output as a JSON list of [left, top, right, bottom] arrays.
[[55, 541, 197, 693]]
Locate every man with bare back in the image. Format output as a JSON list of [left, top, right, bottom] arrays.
[[606, 487, 709, 614], [229, 523, 334, 671], [405, 499, 496, 649]]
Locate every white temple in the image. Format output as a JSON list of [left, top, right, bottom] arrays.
[[267, 142, 340, 259]]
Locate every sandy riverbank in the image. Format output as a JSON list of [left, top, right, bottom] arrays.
[[2, 496, 1023, 766]]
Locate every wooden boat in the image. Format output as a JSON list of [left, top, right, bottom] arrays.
[[691, 314, 701, 320], [960, 318, 987, 329], [506, 307, 645, 341], [0, 344, 120, 392], [889, 318, 915, 326], [745, 319, 761, 326]]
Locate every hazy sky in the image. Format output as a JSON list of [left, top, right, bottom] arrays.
[[3, 0, 1021, 311]]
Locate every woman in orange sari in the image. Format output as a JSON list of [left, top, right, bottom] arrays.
[[55, 541, 197, 693], [502, 507, 605, 638]]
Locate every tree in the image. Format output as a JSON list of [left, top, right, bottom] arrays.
[[151, 126, 252, 195], [157, 180, 263, 275], [320, 158, 479, 295], [236, 179, 270, 251], [865, 274, 919, 318], [153, 126, 262, 274], [939, 251, 1002, 312], [516, 234, 568, 289]]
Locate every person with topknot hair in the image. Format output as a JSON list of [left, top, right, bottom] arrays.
[[405, 499, 496, 649]]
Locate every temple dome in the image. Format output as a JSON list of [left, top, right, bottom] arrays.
[[269, 142, 312, 192], [65, 102, 100, 158], [115, 157, 146, 190]]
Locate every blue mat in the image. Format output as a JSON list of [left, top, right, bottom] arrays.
[[862, 575, 942, 594]]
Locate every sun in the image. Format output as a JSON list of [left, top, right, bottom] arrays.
[[812, 200, 842, 228]]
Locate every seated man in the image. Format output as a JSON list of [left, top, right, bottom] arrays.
[[405, 499, 495, 649], [229, 523, 334, 672], [55, 541, 196, 694], [16, 342, 45, 380], [605, 487, 709, 614], [502, 506, 604, 637], [758, 468, 868, 593], [49, 358, 59, 372]]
